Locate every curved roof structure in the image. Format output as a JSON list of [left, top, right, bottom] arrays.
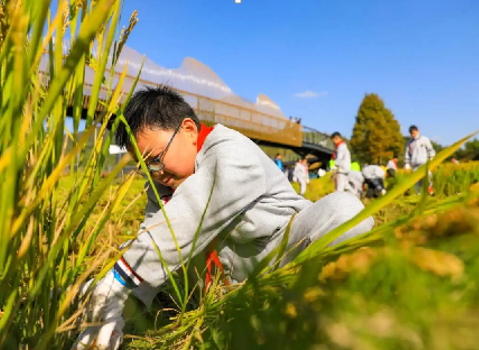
[[40, 39, 334, 153]]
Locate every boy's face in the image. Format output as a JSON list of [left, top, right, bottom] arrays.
[[410, 129, 419, 138], [332, 136, 342, 145], [133, 118, 199, 189]]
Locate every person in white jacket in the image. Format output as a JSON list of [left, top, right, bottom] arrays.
[[302, 158, 310, 185], [362, 165, 386, 198], [330, 132, 351, 192], [386, 157, 398, 177], [72, 86, 374, 350], [404, 125, 436, 195], [293, 159, 308, 196]]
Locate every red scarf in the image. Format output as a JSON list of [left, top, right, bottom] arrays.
[[196, 123, 214, 152], [331, 140, 344, 160]]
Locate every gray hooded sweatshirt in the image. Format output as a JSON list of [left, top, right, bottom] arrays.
[[119, 125, 374, 306], [405, 135, 436, 168], [123, 125, 311, 303]]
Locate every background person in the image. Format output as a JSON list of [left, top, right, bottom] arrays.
[[362, 164, 386, 198], [350, 161, 361, 172], [302, 158, 310, 184], [386, 157, 398, 178], [294, 159, 308, 196], [274, 153, 283, 171], [330, 132, 351, 192], [386, 157, 399, 189], [404, 125, 436, 195]]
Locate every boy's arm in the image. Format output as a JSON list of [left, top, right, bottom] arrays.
[[121, 143, 266, 291], [425, 137, 436, 160]]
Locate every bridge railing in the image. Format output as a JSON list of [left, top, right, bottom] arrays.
[[42, 68, 333, 150], [302, 126, 334, 150], [102, 71, 305, 147], [181, 91, 303, 147]]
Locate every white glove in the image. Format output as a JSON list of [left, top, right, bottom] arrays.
[[404, 163, 411, 170], [332, 165, 338, 171], [72, 318, 124, 350], [72, 270, 130, 350]]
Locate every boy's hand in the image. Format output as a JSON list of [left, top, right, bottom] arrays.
[[404, 164, 411, 170], [72, 318, 124, 350], [72, 270, 130, 350]]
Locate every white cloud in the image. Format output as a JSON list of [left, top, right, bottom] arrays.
[[293, 90, 328, 99]]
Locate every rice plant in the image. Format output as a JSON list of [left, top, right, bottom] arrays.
[[1, 1, 478, 349], [0, 0, 140, 348]]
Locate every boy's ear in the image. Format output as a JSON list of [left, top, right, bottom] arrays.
[[181, 118, 199, 139]]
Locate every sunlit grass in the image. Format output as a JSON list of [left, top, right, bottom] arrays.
[[0, 0, 141, 348], [122, 161, 479, 350], [2, 0, 479, 349]]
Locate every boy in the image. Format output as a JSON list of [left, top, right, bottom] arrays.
[[385, 157, 398, 189], [404, 125, 435, 195], [362, 164, 386, 198], [330, 132, 351, 192], [293, 158, 308, 196], [386, 157, 398, 178], [73, 87, 374, 349]]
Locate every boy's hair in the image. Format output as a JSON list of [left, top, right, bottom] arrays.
[[115, 86, 201, 149], [276, 153, 281, 157], [331, 131, 342, 139], [409, 125, 418, 133]]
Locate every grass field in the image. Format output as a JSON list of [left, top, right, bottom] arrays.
[[2, 1, 479, 349], [55, 162, 479, 350]]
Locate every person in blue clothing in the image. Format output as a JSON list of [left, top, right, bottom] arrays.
[[274, 153, 283, 171]]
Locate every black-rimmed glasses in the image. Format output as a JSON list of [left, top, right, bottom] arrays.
[[145, 125, 181, 174]]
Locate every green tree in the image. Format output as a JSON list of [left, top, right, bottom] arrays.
[[431, 140, 444, 153], [453, 138, 479, 161], [351, 93, 403, 165]]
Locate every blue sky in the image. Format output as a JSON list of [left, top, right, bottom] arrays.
[[112, 0, 479, 145]]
